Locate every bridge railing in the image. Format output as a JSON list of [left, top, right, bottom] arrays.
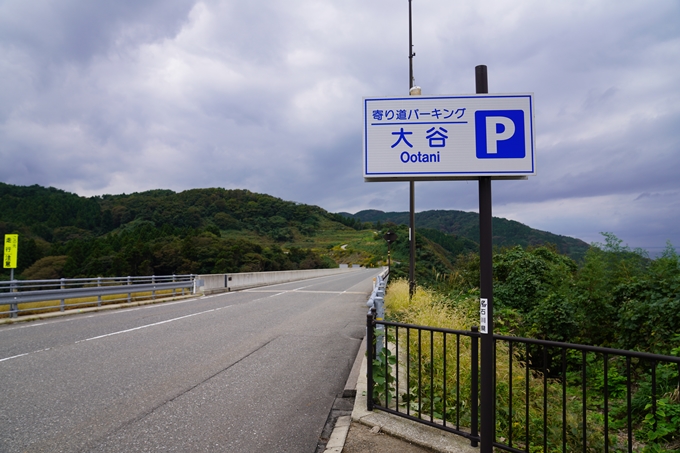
[[0, 267, 369, 319], [367, 311, 680, 451], [0, 275, 195, 318], [493, 335, 680, 452]]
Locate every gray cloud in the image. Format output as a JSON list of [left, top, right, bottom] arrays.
[[1, 0, 679, 250]]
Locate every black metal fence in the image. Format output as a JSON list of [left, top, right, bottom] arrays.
[[367, 313, 680, 452], [366, 312, 481, 446]]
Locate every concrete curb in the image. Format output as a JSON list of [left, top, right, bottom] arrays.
[[343, 337, 366, 398], [323, 415, 352, 453], [347, 340, 478, 453]]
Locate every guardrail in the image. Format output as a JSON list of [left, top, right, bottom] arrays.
[[0, 267, 372, 319], [198, 267, 363, 294], [366, 269, 389, 354], [0, 275, 195, 318]]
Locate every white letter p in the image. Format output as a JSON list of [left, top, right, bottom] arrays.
[[485, 116, 515, 154]]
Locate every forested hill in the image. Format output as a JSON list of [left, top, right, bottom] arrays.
[[341, 209, 589, 261], [0, 183, 326, 239], [0, 182, 589, 281], [0, 183, 352, 279]]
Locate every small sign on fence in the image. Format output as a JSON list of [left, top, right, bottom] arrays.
[[480, 298, 488, 334]]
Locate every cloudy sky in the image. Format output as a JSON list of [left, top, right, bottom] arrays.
[[1, 0, 679, 252]]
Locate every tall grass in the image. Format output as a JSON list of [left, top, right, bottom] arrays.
[[381, 279, 632, 452], [382, 279, 485, 431]]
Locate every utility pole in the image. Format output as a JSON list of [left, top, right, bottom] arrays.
[[408, 0, 417, 299]]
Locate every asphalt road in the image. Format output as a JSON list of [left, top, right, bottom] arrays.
[[0, 268, 381, 452]]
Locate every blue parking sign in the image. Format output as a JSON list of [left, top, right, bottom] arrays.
[[475, 110, 525, 159], [363, 93, 534, 180]]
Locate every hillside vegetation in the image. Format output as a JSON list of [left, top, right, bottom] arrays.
[[0, 184, 344, 278], [1, 182, 587, 282], [382, 234, 680, 451], [343, 209, 589, 262]]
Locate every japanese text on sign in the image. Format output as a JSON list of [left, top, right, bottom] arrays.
[[371, 108, 467, 122], [363, 94, 535, 181], [480, 298, 488, 334], [4, 234, 18, 269]]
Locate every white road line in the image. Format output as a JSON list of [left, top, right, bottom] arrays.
[[0, 352, 29, 363], [0, 348, 52, 363], [0, 297, 203, 333], [76, 306, 231, 343], [0, 280, 369, 363], [1, 305, 233, 362]]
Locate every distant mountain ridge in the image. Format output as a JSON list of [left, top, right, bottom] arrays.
[[0, 182, 589, 281], [340, 209, 589, 262]]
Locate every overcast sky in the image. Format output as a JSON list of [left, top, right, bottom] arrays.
[[1, 0, 679, 252]]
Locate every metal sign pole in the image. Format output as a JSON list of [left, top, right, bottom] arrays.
[[476, 64, 495, 453], [383, 231, 397, 276], [409, 181, 415, 298], [408, 0, 416, 299]]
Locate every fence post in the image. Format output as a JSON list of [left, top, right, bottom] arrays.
[[367, 310, 375, 412], [10, 278, 18, 318], [97, 277, 102, 307], [60, 278, 66, 311], [374, 293, 385, 354], [471, 326, 480, 447]]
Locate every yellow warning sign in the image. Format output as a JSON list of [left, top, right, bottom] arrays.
[[3, 234, 18, 269]]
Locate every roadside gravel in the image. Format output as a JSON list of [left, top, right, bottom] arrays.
[[342, 421, 436, 453]]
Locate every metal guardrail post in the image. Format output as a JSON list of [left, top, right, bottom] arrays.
[[10, 279, 18, 318], [173, 274, 176, 296], [374, 293, 385, 353], [60, 278, 66, 311], [471, 326, 479, 447], [127, 276, 131, 303], [97, 277, 102, 307], [367, 310, 375, 412], [151, 275, 156, 300]]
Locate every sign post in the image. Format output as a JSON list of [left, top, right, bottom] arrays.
[[476, 64, 495, 453], [363, 66, 534, 451]]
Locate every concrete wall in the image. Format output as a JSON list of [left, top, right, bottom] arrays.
[[197, 267, 361, 295]]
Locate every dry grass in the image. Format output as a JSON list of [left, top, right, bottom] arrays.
[[382, 280, 484, 426], [382, 279, 611, 452]]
